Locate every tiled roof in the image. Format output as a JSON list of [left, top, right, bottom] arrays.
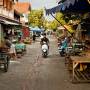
[[14, 2, 31, 14]]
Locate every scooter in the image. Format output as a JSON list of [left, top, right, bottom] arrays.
[[42, 42, 48, 58], [58, 38, 68, 57], [58, 46, 65, 56]]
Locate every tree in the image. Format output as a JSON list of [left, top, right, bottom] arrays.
[[55, 12, 66, 25], [28, 10, 44, 28], [46, 12, 66, 31], [49, 20, 58, 30]]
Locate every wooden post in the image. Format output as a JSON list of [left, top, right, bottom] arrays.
[[0, 23, 2, 47], [0, 24, 4, 48]]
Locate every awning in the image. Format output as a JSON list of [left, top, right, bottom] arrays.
[[29, 26, 44, 32], [64, 25, 74, 33], [0, 19, 5, 24], [46, 0, 90, 15], [3, 20, 19, 25], [46, 4, 63, 15], [57, 26, 65, 30]]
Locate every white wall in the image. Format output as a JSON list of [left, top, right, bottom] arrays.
[[0, 7, 14, 19], [20, 13, 28, 24]]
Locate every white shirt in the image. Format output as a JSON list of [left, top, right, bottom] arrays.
[[40, 35, 44, 39], [9, 44, 16, 53]]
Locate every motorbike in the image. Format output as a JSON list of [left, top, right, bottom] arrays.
[[58, 38, 68, 56], [58, 41, 66, 57], [0, 51, 10, 72], [58, 46, 65, 56], [41, 42, 49, 58]]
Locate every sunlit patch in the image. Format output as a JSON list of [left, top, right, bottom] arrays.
[[87, 0, 90, 4], [10, 61, 20, 64]]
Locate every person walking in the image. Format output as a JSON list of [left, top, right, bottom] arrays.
[[9, 42, 17, 60], [32, 34, 36, 42]]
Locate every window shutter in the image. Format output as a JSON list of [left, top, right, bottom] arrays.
[[0, 0, 4, 6]]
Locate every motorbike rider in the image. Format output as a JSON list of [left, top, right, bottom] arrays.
[[59, 36, 68, 55], [40, 33, 44, 39], [40, 33, 49, 49]]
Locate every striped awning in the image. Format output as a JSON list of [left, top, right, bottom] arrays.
[[3, 20, 19, 25]]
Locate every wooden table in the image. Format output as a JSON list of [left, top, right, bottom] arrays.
[[70, 55, 90, 83]]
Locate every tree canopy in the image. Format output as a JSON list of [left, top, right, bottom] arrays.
[[28, 10, 44, 28]]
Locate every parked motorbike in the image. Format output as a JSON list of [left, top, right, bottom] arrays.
[[0, 51, 10, 72], [58, 46, 65, 56], [41, 42, 48, 58], [58, 37, 68, 56], [58, 41, 65, 56]]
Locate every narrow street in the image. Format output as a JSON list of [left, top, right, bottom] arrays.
[[0, 36, 90, 90]]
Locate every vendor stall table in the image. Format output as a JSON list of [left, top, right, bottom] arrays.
[[70, 54, 90, 83]]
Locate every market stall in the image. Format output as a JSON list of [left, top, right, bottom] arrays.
[[70, 52, 90, 83], [30, 26, 44, 37], [46, 0, 90, 83], [21, 26, 31, 44]]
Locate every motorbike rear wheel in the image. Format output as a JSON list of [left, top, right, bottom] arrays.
[[42, 52, 47, 58]]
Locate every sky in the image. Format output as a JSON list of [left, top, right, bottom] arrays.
[[19, 0, 58, 21], [19, 0, 58, 9]]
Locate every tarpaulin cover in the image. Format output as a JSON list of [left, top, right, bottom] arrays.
[[29, 26, 44, 32], [46, 0, 90, 15]]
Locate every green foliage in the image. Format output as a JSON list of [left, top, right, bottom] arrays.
[[56, 12, 66, 25], [56, 29, 63, 37], [49, 20, 58, 30], [28, 10, 44, 28], [45, 12, 66, 31]]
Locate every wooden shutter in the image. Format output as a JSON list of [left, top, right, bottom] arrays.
[[0, 0, 4, 6], [10, 1, 12, 10], [5, 0, 8, 9], [7, 0, 10, 10], [3, 0, 7, 7]]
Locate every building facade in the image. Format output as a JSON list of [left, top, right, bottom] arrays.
[[13, 2, 31, 25], [0, 0, 20, 48]]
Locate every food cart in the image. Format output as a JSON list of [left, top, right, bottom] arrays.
[[12, 38, 26, 58], [15, 43, 26, 57]]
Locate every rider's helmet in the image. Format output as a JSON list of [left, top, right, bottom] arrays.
[[43, 33, 46, 37]]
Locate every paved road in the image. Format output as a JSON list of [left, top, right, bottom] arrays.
[[0, 36, 90, 90]]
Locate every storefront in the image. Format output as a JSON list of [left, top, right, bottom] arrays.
[[0, 16, 21, 49], [45, 0, 90, 82]]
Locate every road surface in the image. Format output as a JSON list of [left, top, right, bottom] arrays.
[[0, 36, 90, 90]]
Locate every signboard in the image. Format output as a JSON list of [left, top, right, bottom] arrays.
[[0, 0, 3, 6], [22, 27, 30, 38]]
